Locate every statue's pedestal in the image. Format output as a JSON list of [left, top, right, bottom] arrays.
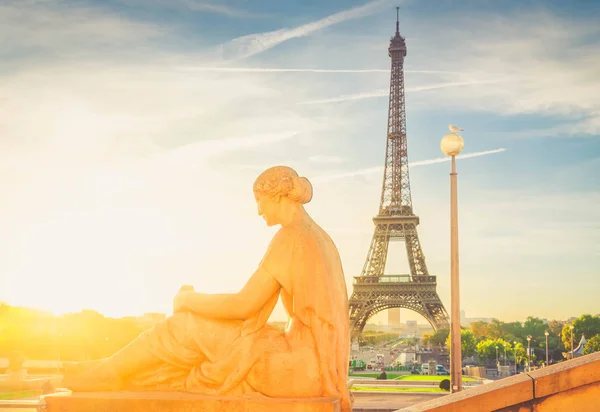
[[41, 391, 340, 412]]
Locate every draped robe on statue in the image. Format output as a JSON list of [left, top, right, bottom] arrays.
[[116, 214, 351, 410]]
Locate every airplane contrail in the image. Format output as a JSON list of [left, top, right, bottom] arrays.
[[175, 67, 463, 74], [314, 148, 507, 181], [410, 148, 507, 167], [299, 81, 501, 105], [218, 0, 390, 60]]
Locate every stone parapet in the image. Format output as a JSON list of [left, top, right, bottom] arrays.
[[396, 351, 600, 412], [40, 391, 340, 412]]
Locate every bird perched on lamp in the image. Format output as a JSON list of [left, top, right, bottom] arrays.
[[448, 124, 463, 132]]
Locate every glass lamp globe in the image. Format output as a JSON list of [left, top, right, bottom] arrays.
[[441, 133, 464, 156]]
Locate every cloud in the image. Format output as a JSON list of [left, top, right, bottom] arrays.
[[308, 155, 344, 163], [0, 1, 163, 55], [178, 67, 389, 73], [117, 0, 267, 18], [315, 148, 507, 181], [298, 80, 503, 104], [175, 67, 465, 74], [401, 10, 600, 136], [218, 0, 391, 60], [1, 0, 597, 321], [300, 89, 388, 104], [410, 148, 507, 166]]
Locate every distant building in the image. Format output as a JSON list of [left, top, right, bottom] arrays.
[[404, 320, 418, 338], [388, 308, 401, 326], [460, 310, 467, 326], [459, 311, 493, 326]]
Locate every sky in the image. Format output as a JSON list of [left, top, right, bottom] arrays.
[[1, 0, 599, 324]]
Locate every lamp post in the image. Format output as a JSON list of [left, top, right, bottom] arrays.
[[495, 346, 499, 365], [545, 331, 549, 366], [504, 343, 508, 367], [513, 341, 518, 374], [570, 325, 574, 359], [441, 130, 464, 393], [527, 336, 531, 371]]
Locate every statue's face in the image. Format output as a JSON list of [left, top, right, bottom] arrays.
[[255, 193, 279, 227]]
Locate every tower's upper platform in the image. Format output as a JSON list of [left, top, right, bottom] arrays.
[[389, 8, 407, 57]]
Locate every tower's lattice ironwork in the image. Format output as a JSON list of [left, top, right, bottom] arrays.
[[349, 10, 449, 338]]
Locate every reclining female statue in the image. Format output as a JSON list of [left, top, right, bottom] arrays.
[[62, 166, 352, 411]]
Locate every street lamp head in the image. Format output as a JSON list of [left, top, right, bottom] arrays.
[[441, 132, 464, 156], [545, 331, 549, 336], [569, 325, 574, 330], [527, 336, 531, 342]]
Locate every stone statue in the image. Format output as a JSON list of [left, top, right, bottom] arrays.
[[62, 166, 352, 411]]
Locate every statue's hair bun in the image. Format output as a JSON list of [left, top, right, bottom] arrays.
[[253, 166, 313, 205], [290, 176, 313, 204]]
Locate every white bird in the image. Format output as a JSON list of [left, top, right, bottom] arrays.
[[448, 124, 463, 132]]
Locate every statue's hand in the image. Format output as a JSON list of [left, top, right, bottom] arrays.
[[178, 285, 195, 293], [173, 291, 193, 313]]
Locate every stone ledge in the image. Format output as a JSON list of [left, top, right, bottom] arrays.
[[530, 351, 600, 398], [41, 391, 340, 412], [395, 351, 600, 412], [394, 373, 534, 412]]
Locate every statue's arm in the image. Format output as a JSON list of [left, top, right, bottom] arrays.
[[179, 267, 280, 320]]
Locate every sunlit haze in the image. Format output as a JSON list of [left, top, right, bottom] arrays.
[[1, 0, 599, 323]]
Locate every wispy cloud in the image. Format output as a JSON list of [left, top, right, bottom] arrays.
[[308, 155, 344, 163], [178, 67, 389, 73], [218, 0, 391, 60], [300, 89, 388, 104], [412, 148, 507, 166], [404, 10, 600, 135], [161, 131, 302, 162], [315, 148, 507, 181], [0, 1, 163, 53], [118, 0, 267, 18], [298, 80, 502, 104], [175, 66, 466, 74]]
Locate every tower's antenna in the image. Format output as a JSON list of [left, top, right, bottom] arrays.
[[396, 6, 399, 35]]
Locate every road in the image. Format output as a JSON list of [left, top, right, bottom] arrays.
[[351, 341, 412, 370]]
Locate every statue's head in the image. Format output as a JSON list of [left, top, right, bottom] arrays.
[[253, 166, 313, 227]]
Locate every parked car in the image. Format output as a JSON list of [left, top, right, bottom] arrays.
[[421, 363, 429, 375], [436, 365, 449, 375]]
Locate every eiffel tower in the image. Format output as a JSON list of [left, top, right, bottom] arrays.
[[349, 9, 449, 338]]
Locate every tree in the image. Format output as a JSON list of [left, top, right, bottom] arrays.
[[476, 338, 518, 364], [561, 314, 600, 352], [522, 317, 547, 343], [488, 319, 505, 340], [446, 330, 476, 359], [548, 320, 565, 336], [429, 329, 449, 347], [470, 321, 490, 341], [583, 334, 600, 355], [514, 342, 528, 365], [500, 321, 523, 344]]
